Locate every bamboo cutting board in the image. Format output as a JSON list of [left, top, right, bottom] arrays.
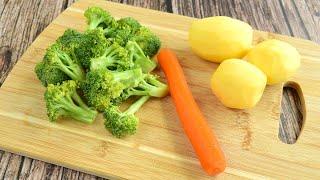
[[0, 0, 319, 179]]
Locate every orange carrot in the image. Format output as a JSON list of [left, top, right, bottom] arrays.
[[157, 48, 226, 175]]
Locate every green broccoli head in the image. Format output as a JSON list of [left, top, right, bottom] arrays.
[[45, 43, 85, 81], [57, 29, 83, 46], [105, 17, 160, 57], [82, 68, 143, 111], [75, 28, 109, 69], [81, 69, 124, 111], [104, 96, 149, 138], [105, 18, 139, 47], [44, 80, 98, 123], [131, 27, 161, 57], [117, 17, 141, 33], [104, 105, 138, 138], [105, 17, 141, 45], [35, 29, 85, 86], [107, 28, 133, 47], [84, 7, 116, 30], [125, 41, 157, 73], [35, 61, 70, 87], [89, 42, 133, 71], [56, 29, 83, 59]]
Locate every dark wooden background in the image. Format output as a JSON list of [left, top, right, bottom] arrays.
[[0, 0, 319, 179]]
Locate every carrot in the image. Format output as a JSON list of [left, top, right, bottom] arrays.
[[157, 48, 226, 175]]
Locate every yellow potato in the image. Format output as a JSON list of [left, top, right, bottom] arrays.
[[189, 16, 253, 63], [244, 39, 300, 85], [211, 59, 267, 109]]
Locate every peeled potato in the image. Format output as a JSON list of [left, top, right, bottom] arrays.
[[211, 59, 267, 109], [244, 39, 300, 85], [189, 16, 253, 63]]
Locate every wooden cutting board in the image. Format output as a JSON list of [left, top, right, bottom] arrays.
[[0, 0, 319, 179]]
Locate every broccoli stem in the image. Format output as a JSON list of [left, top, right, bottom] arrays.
[[90, 45, 121, 70], [126, 41, 156, 73], [68, 109, 97, 124], [131, 42, 145, 57], [58, 95, 96, 124], [125, 96, 150, 115], [134, 57, 157, 73], [112, 68, 143, 88], [126, 81, 167, 97], [123, 74, 168, 98], [143, 76, 168, 97], [56, 53, 85, 81], [88, 18, 103, 30], [72, 92, 91, 110], [140, 81, 167, 97], [90, 56, 112, 70], [103, 28, 116, 37]]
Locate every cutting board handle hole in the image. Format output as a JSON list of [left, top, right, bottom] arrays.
[[278, 82, 305, 144]]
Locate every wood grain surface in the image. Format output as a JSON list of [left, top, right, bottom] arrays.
[[0, 0, 319, 179]]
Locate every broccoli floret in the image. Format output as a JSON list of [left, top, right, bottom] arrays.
[[113, 74, 168, 104], [84, 7, 116, 30], [104, 96, 150, 138], [35, 29, 86, 86], [131, 27, 161, 57], [82, 68, 143, 111], [44, 80, 98, 123], [117, 17, 141, 33], [104, 17, 160, 57], [89, 43, 133, 71], [125, 41, 157, 73], [75, 28, 109, 69], [45, 43, 85, 81], [110, 62, 169, 106], [35, 61, 70, 86], [107, 28, 133, 47], [57, 29, 83, 46], [56, 29, 83, 59], [105, 17, 140, 42]]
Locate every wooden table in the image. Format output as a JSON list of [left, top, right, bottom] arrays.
[[0, 0, 319, 179]]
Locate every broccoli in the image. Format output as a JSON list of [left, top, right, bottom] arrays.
[[109, 20, 160, 57], [104, 96, 150, 138], [82, 68, 143, 111], [105, 17, 140, 44], [35, 29, 86, 86], [125, 41, 157, 73], [107, 28, 133, 47], [35, 7, 168, 133], [89, 42, 133, 71], [113, 74, 168, 104], [44, 80, 98, 123], [35, 61, 70, 86], [84, 7, 116, 30], [35, 42, 85, 86], [75, 28, 109, 69], [44, 43, 85, 81], [83, 7, 160, 57], [112, 18, 160, 57], [131, 27, 161, 57], [56, 29, 83, 59], [56, 29, 83, 46], [117, 17, 141, 33]]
